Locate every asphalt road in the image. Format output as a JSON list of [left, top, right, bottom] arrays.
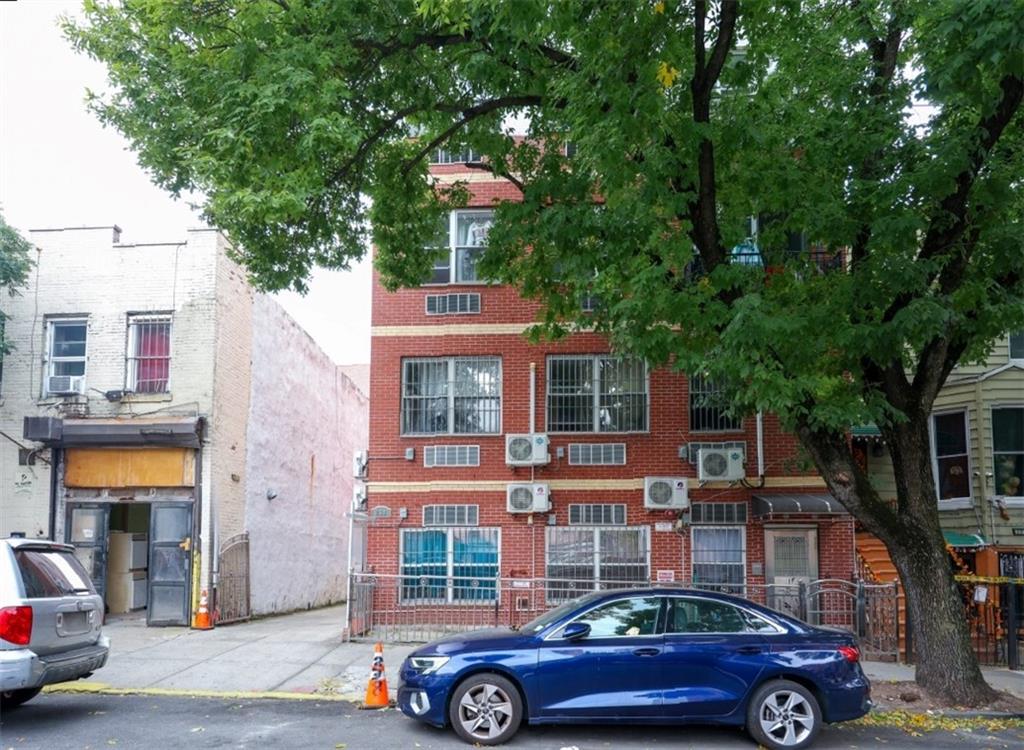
[[2, 693, 1023, 750]]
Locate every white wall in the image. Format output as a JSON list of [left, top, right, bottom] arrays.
[[244, 295, 368, 615]]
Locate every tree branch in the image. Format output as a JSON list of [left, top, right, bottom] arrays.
[[464, 161, 525, 192]]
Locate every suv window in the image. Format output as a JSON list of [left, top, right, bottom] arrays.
[[15, 548, 95, 598], [570, 596, 662, 638], [668, 598, 775, 634]]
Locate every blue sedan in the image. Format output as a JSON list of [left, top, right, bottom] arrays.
[[398, 588, 870, 749]]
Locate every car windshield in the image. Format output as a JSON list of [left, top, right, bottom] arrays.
[[519, 592, 606, 634], [15, 548, 96, 597]]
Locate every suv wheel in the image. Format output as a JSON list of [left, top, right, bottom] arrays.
[[1, 687, 42, 709], [746, 679, 821, 750], [448, 673, 523, 745]]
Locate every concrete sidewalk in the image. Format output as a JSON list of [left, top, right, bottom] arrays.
[[54, 606, 1024, 703]]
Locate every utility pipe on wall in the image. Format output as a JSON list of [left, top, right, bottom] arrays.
[[529, 363, 537, 434], [756, 411, 765, 477]]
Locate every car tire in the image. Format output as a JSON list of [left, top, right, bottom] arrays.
[[448, 673, 523, 746], [1, 687, 42, 710], [746, 679, 821, 750]]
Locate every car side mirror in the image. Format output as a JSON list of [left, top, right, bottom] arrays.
[[562, 622, 591, 641]]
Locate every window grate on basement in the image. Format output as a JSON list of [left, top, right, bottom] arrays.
[[690, 502, 748, 525], [686, 441, 746, 465], [569, 443, 627, 465], [425, 292, 481, 316], [423, 504, 479, 526], [569, 504, 627, 525], [424, 445, 481, 467]]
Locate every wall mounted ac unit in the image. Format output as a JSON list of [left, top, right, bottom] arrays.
[[46, 375, 84, 396], [352, 450, 368, 479], [352, 484, 367, 509], [505, 433, 550, 466], [507, 483, 551, 513], [698, 447, 746, 482], [644, 477, 689, 510]]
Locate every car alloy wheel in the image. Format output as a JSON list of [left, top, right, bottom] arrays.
[[746, 679, 821, 750], [449, 673, 522, 745]]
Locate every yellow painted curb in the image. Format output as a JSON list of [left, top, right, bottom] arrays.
[[42, 682, 358, 702]]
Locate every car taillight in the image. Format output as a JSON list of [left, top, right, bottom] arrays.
[[0, 606, 33, 646], [838, 645, 860, 663]]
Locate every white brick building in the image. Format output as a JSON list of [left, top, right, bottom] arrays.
[[0, 225, 367, 626]]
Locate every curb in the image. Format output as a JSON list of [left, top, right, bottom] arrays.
[[42, 682, 361, 703], [868, 707, 1024, 721]]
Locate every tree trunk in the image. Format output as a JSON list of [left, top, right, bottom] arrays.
[[796, 416, 996, 706]]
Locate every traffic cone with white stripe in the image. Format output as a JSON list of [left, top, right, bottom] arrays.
[[193, 589, 213, 630], [362, 642, 390, 708]]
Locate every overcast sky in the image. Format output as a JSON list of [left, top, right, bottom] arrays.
[[0, 0, 371, 365]]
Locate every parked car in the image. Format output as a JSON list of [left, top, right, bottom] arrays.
[[0, 538, 109, 709], [398, 587, 870, 749]]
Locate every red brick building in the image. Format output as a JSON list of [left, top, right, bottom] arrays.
[[364, 155, 854, 621]]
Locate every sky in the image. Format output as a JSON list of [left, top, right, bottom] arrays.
[[0, 0, 372, 365]]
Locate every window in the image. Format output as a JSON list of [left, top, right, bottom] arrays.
[[993, 407, 1023, 499], [568, 504, 627, 525], [401, 357, 501, 435], [423, 504, 479, 526], [546, 355, 648, 433], [690, 502, 748, 525], [426, 210, 494, 285], [45, 319, 87, 393], [423, 445, 481, 467], [430, 148, 482, 165], [569, 443, 626, 465], [688, 374, 742, 432], [1011, 331, 1024, 362], [400, 527, 499, 602], [545, 526, 649, 603], [425, 293, 481, 315], [691, 527, 745, 593], [566, 596, 662, 638], [930, 411, 971, 503], [126, 314, 171, 393], [667, 598, 777, 634], [14, 548, 95, 598]]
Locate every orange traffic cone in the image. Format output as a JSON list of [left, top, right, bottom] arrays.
[[193, 589, 213, 630], [362, 642, 390, 708]]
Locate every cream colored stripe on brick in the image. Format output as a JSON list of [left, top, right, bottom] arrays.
[[367, 475, 826, 494], [371, 323, 533, 337]]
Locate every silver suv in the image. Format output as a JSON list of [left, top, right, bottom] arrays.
[[0, 538, 109, 709]]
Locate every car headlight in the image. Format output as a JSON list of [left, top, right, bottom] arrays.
[[409, 655, 450, 675]]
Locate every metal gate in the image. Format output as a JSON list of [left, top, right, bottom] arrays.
[[805, 579, 900, 661], [216, 533, 250, 624]]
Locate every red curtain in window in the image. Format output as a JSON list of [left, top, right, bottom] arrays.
[[136, 324, 170, 392]]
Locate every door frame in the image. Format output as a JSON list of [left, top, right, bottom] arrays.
[[764, 526, 819, 582]]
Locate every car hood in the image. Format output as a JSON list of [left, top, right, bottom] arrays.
[[412, 627, 529, 656]]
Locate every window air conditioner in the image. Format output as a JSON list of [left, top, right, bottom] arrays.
[[507, 483, 551, 513], [46, 375, 85, 396], [698, 447, 746, 482], [643, 477, 689, 510], [505, 433, 550, 466]]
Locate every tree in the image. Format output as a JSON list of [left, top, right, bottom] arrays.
[[66, 0, 1024, 703], [0, 212, 33, 356]]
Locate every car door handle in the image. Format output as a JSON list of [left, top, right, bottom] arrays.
[[633, 647, 661, 657], [735, 645, 763, 654]]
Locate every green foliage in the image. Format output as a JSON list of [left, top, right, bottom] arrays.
[[65, 0, 1024, 435], [0, 212, 33, 355]]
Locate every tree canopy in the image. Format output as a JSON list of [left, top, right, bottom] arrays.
[[67, 0, 1024, 702], [0, 212, 33, 354]]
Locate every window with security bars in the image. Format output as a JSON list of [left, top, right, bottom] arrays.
[[401, 357, 501, 435], [691, 526, 746, 594], [423, 505, 479, 526], [688, 374, 742, 432], [126, 314, 171, 393], [423, 445, 480, 467], [430, 148, 482, 164], [547, 355, 648, 433], [400, 527, 499, 602], [690, 502, 748, 525], [545, 526, 648, 603], [568, 504, 626, 526], [425, 293, 481, 315], [569, 443, 626, 465]]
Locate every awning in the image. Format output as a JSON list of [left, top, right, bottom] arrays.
[[752, 493, 850, 518], [24, 416, 203, 448], [943, 531, 987, 549], [851, 423, 882, 439]]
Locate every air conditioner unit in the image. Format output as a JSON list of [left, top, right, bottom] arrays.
[[505, 433, 550, 466], [353, 450, 368, 479], [507, 483, 551, 513], [698, 447, 746, 482], [46, 375, 84, 396], [644, 477, 689, 510], [352, 484, 367, 510]]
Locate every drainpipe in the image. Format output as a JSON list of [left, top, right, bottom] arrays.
[[529, 363, 537, 434], [48, 447, 61, 541], [756, 411, 765, 478]]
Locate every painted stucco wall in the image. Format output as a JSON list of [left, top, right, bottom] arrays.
[[244, 295, 368, 615]]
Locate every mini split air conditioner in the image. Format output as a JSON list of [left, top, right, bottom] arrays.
[[507, 483, 551, 513], [352, 484, 367, 510], [644, 477, 689, 510], [505, 433, 550, 466], [352, 450, 368, 479], [46, 375, 85, 396], [698, 447, 746, 482]]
